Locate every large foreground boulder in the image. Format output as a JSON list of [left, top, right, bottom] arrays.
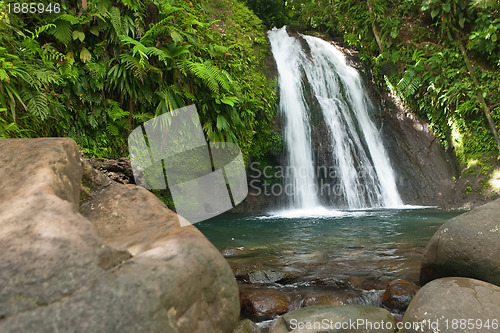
[[420, 198, 500, 286], [268, 305, 396, 333], [0, 138, 239, 332], [402, 277, 500, 333]]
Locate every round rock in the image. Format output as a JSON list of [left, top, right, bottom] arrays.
[[381, 279, 420, 312], [402, 277, 500, 333], [420, 198, 500, 286]]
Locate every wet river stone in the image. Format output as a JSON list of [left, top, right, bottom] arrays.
[[240, 288, 291, 320], [381, 279, 420, 312], [402, 277, 500, 333], [420, 198, 500, 286], [268, 305, 396, 333]]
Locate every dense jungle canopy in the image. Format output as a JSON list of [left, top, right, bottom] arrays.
[[1, 0, 499, 172]]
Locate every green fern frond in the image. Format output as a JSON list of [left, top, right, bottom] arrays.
[[57, 14, 83, 25], [168, 44, 192, 59], [106, 123, 120, 136], [48, 20, 72, 45], [217, 69, 233, 92], [23, 90, 49, 120], [20, 37, 40, 54], [185, 61, 232, 94], [14, 68, 35, 87], [140, 12, 182, 42], [146, 47, 172, 64], [216, 115, 229, 131], [109, 6, 122, 36], [120, 54, 146, 81], [155, 86, 184, 114], [119, 35, 150, 61], [121, 0, 142, 12], [396, 72, 421, 100], [34, 68, 61, 86], [86, 62, 107, 79], [40, 44, 66, 63], [34, 24, 56, 38], [122, 15, 136, 38]]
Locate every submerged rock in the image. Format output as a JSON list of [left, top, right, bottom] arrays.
[[240, 288, 291, 320], [268, 305, 396, 333], [221, 246, 245, 257], [381, 279, 420, 312], [245, 269, 296, 284], [420, 198, 500, 286], [232, 319, 261, 333], [402, 277, 500, 333], [301, 293, 345, 307], [0, 138, 239, 332]]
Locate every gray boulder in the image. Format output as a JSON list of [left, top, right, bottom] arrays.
[[268, 305, 396, 333], [420, 198, 500, 286], [0, 138, 239, 332], [402, 277, 500, 333]]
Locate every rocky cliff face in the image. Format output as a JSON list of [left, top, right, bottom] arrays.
[[0, 138, 239, 332], [379, 106, 458, 207]]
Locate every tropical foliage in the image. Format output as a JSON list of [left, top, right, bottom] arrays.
[[0, 0, 276, 160], [250, 0, 500, 168]]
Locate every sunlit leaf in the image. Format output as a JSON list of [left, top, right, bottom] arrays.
[[80, 47, 91, 63], [72, 31, 85, 42]]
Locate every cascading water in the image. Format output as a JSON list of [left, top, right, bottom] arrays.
[[268, 27, 319, 209], [268, 26, 403, 209]]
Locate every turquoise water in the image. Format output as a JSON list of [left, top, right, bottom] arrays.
[[196, 208, 463, 284]]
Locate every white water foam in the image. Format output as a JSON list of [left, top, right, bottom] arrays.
[[268, 26, 403, 210]]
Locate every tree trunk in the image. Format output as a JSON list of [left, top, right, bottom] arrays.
[[367, 0, 383, 51], [455, 32, 500, 153]]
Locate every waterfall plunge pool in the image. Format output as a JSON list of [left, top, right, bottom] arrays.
[[196, 208, 464, 321]]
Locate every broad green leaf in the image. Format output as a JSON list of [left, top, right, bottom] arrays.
[[170, 31, 183, 44], [443, 2, 451, 13], [459, 17, 465, 28], [72, 31, 85, 42], [66, 52, 74, 63], [220, 96, 238, 106], [0, 69, 8, 82], [492, 33, 498, 42], [431, 9, 440, 18], [80, 47, 91, 63], [89, 26, 99, 36]]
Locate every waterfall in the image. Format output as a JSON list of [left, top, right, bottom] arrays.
[[268, 26, 403, 209], [268, 27, 319, 209]]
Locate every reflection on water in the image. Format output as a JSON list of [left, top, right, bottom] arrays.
[[197, 209, 463, 283]]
